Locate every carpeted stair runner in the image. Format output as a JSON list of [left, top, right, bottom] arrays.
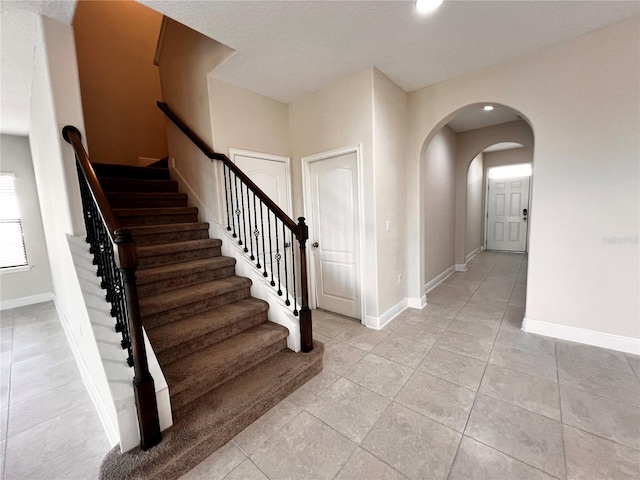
[[94, 161, 322, 479]]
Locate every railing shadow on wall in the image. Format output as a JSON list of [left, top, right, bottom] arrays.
[[156, 101, 313, 353], [62, 126, 162, 451]]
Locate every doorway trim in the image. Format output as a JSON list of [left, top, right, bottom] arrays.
[[301, 144, 366, 323]]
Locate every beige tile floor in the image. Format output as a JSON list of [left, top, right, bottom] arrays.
[[1, 252, 639, 479], [183, 252, 640, 480], [0, 301, 110, 480]]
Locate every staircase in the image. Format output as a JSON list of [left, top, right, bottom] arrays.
[[95, 161, 323, 479]]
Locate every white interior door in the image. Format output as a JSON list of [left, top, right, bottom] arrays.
[[486, 176, 530, 252], [229, 149, 293, 291], [308, 151, 361, 319]]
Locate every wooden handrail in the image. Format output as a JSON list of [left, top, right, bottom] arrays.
[[62, 125, 162, 450], [157, 101, 299, 234], [62, 126, 121, 238]]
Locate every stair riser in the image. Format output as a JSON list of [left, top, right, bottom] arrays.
[[118, 213, 199, 227], [99, 178, 178, 193], [107, 197, 188, 209], [142, 287, 251, 329], [155, 311, 268, 365], [138, 265, 236, 297], [94, 164, 170, 180], [132, 229, 209, 246], [138, 246, 221, 268], [170, 337, 287, 411]]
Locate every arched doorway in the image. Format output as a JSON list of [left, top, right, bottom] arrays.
[[419, 103, 534, 319]]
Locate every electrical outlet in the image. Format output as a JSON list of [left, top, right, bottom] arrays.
[[397, 274, 402, 285], [386, 220, 391, 232]]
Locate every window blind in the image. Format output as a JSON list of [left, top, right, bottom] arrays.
[[0, 173, 28, 269]]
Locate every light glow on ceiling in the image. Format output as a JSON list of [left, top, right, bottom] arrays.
[[489, 164, 532, 179], [416, 0, 443, 15]]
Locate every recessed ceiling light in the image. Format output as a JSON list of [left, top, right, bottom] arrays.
[[416, 0, 444, 15], [483, 105, 494, 111]]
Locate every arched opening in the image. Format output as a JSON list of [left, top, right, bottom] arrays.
[[419, 103, 534, 324]]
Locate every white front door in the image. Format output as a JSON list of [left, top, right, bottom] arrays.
[[307, 151, 361, 319], [486, 176, 530, 252]]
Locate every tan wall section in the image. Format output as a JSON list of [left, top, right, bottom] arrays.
[[208, 78, 291, 158], [422, 125, 457, 284], [372, 69, 409, 315], [74, 0, 167, 165], [465, 153, 484, 258]]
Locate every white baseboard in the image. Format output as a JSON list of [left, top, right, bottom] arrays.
[[465, 246, 484, 263], [455, 264, 467, 272], [365, 298, 409, 330], [407, 295, 427, 309], [52, 295, 120, 447], [424, 265, 455, 295], [523, 317, 640, 355], [0, 292, 55, 311]]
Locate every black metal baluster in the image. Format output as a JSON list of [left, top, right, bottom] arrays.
[[223, 164, 233, 233], [274, 219, 282, 296], [252, 193, 260, 267], [283, 222, 290, 305], [291, 230, 298, 316], [267, 210, 275, 286], [233, 173, 241, 242], [245, 182, 255, 260], [239, 182, 248, 252], [260, 200, 268, 278]]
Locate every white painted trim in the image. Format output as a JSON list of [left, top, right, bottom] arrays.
[[455, 264, 467, 272], [424, 265, 455, 295], [0, 265, 33, 275], [465, 246, 483, 263], [365, 298, 409, 330], [0, 292, 54, 310], [301, 145, 366, 322], [523, 317, 640, 355], [407, 295, 427, 309], [52, 295, 120, 447], [228, 148, 293, 217]]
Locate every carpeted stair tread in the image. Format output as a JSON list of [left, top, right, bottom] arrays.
[[136, 238, 221, 258], [93, 162, 170, 180], [98, 177, 179, 193], [163, 322, 288, 398], [147, 297, 268, 354], [98, 342, 323, 480], [137, 256, 235, 285], [113, 206, 199, 226], [105, 192, 188, 208], [139, 276, 251, 317], [128, 222, 209, 238]]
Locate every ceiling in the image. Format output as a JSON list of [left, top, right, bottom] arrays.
[[447, 104, 522, 133], [140, 0, 639, 103], [1, 1, 638, 135]]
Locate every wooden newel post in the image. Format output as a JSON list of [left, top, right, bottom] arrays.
[[297, 217, 313, 353], [115, 228, 162, 450]]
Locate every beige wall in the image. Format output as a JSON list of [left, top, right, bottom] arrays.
[[289, 68, 379, 319], [465, 153, 484, 258], [74, 0, 167, 165], [422, 125, 457, 284], [407, 17, 639, 342], [0, 134, 53, 304], [208, 77, 291, 159], [372, 69, 409, 316]]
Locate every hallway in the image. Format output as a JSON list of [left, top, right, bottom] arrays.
[[182, 251, 640, 480]]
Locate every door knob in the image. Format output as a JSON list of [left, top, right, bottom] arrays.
[[312, 242, 319, 248]]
